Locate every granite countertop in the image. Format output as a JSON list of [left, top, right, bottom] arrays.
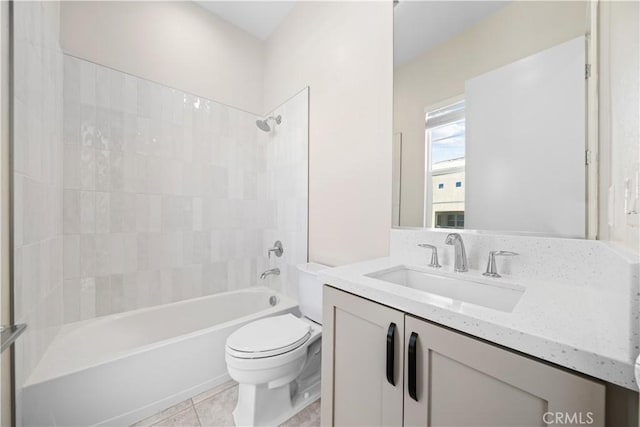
[[319, 256, 639, 391]]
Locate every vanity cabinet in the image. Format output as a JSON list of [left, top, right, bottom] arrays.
[[321, 286, 606, 427], [403, 315, 605, 426], [320, 284, 405, 426]]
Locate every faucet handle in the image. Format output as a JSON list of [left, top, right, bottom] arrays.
[[417, 244, 442, 268], [268, 240, 283, 259], [483, 251, 518, 278]]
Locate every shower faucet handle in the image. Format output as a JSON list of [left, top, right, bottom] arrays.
[[268, 241, 284, 259]]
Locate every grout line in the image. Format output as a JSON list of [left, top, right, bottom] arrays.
[[191, 380, 238, 405], [151, 405, 195, 427], [191, 399, 203, 427], [214, 380, 238, 394], [133, 398, 193, 427], [139, 411, 170, 427]]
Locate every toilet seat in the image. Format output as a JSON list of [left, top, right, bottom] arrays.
[[227, 314, 311, 359]]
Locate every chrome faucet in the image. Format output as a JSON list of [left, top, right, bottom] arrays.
[[483, 251, 518, 278], [260, 268, 280, 279], [417, 244, 441, 268], [445, 233, 468, 272]]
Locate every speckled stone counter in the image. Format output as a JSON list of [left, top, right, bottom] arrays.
[[319, 229, 640, 391]]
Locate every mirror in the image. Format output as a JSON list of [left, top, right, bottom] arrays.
[[393, 1, 593, 238]]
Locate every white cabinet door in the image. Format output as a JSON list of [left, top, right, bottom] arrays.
[[403, 316, 605, 427], [321, 286, 405, 426]]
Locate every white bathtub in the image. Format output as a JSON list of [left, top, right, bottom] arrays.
[[22, 287, 297, 427]]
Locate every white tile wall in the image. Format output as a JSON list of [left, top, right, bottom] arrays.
[[61, 58, 309, 320], [12, 0, 65, 403], [257, 89, 310, 299], [12, 6, 308, 404]]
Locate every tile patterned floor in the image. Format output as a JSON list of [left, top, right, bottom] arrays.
[[131, 381, 321, 427]]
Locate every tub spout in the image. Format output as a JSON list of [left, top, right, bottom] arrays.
[[260, 268, 280, 279]]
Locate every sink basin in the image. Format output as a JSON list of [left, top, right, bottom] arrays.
[[365, 265, 524, 312]]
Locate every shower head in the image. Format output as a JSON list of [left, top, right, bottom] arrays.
[[256, 115, 282, 132], [256, 119, 271, 132]]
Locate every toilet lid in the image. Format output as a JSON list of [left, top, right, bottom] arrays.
[[226, 314, 311, 358]]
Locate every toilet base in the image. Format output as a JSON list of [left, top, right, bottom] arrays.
[[228, 319, 323, 426], [232, 376, 320, 427]]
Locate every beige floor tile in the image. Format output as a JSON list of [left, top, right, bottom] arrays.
[[137, 384, 320, 427], [131, 399, 194, 427], [192, 380, 238, 404], [194, 385, 238, 427], [151, 405, 201, 427], [280, 400, 321, 427]]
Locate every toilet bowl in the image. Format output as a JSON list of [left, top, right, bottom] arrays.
[[225, 263, 328, 426], [225, 263, 327, 426]]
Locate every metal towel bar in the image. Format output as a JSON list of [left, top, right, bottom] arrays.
[[1, 324, 26, 353]]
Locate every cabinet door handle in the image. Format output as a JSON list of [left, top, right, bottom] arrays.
[[408, 332, 418, 401], [386, 323, 396, 386]]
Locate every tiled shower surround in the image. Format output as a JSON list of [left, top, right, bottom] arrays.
[[12, 1, 307, 395], [12, 0, 65, 394], [61, 55, 308, 322]]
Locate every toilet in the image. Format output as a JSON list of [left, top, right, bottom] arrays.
[[225, 263, 328, 426]]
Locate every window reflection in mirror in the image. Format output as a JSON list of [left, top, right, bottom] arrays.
[[425, 100, 465, 228], [393, 1, 593, 237]]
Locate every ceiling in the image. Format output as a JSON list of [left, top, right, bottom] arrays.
[[394, 1, 509, 67], [195, 1, 507, 63], [195, 1, 296, 40]]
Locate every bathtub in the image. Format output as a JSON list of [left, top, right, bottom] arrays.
[[22, 287, 297, 427]]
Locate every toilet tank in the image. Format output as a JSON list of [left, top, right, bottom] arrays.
[[296, 263, 329, 324]]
